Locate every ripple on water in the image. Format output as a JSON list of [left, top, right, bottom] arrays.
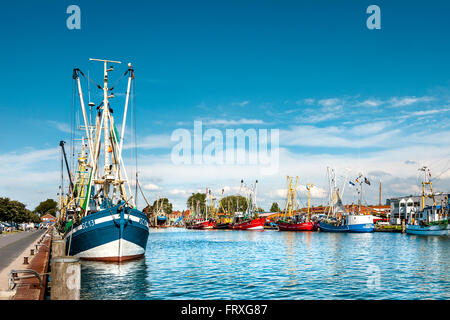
[[80, 229, 450, 300]]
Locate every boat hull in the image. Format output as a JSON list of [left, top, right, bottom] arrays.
[[214, 222, 230, 229], [192, 220, 215, 229], [347, 223, 375, 233], [319, 222, 349, 232], [231, 217, 265, 230], [278, 221, 316, 231], [320, 214, 374, 233], [64, 205, 149, 262], [319, 222, 374, 233], [406, 223, 450, 236]]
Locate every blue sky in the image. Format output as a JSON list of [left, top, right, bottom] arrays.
[[1, 1, 450, 210]]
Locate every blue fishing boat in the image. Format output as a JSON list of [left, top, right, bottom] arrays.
[[319, 168, 374, 233], [60, 59, 149, 261], [65, 202, 149, 261], [157, 216, 167, 222]]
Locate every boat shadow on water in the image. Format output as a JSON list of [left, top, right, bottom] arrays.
[[80, 257, 150, 300]]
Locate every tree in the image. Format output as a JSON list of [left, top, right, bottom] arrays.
[[270, 202, 280, 212], [186, 193, 207, 214], [33, 199, 58, 217], [0, 197, 39, 223], [0, 197, 14, 222], [218, 195, 248, 214], [152, 198, 172, 215]]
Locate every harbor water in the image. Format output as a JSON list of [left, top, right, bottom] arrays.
[[80, 228, 450, 300]]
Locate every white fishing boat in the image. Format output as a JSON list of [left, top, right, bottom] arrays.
[[319, 168, 374, 233], [406, 167, 450, 236]]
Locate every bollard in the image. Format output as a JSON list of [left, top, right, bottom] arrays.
[[23, 257, 29, 264], [50, 256, 81, 300], [52, 240, 66, 257], [401, 219, 406, 233], [30, 249, 34, 256]]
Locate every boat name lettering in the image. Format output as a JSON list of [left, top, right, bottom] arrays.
[[139, 218, 148, 226], [81, 220, 95, 230]]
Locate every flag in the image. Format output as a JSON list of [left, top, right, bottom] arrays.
[[364, 177, 371, 185]]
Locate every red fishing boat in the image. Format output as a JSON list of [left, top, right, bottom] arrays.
[[277, 178, 319, 232], [278, 220, 317, 231], [192, 219, 215, 229], [229, 179, 265, 230], [231, 217, 265, 230]]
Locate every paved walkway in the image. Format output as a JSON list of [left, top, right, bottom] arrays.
[[0, 229, 45, 272]]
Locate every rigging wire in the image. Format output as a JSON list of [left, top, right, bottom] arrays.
[[430, 159, 450, 181], [129, 73, 135, 207], [133, 75, 139, 208], [70, 77, 75, 198]]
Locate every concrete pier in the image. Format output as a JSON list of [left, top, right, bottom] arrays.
[[50, 256, 80, 300], [52, 240, 66, 257]]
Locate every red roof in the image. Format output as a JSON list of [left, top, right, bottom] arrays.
[[41, 214, 56, 221]]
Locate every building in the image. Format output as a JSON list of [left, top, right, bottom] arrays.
[[388, 193, 450, 225], [41, 214, 56, 224]]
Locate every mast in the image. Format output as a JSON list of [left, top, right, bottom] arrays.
[[307, 183, 313, 222], [84, 58, 135, 208], [359, 178, 362, 214], [419, 166, 436, 209], [379, 180, 382, 207]]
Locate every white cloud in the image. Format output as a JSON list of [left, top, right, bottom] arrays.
[[168, 188, 189, 196], [409, 107, 450, 117], [388, 96, 434, 107], [232, 101, 250, 107], [205, 119, 265, 126], [279, 124, 401, 149], [356, 99, 383, 107], [298, 112, 341, 124], [46, 120, 71, 133], [318, 98, 341, 107], [126, 134, 174, 150], [143, 183, 161, 191], [296, 98, 315, 105], [298, 184, 327, 199]]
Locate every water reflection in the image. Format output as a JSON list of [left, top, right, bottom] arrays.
[[80, 229, 450, 300], [81, 258, 150, 300]]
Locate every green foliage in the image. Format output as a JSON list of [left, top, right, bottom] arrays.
[[0, 197, 40, 223], [218, 195, 248, 214], [186, 193, 207, 213], [152, 198, 173, 214], [33, 199, 58, 217], [270, 202, 280, 212]]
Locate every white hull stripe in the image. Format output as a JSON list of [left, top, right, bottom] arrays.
[[75, 239, 145, 259], [66, 213, 146, 238], [246, 226, 264, 230]]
